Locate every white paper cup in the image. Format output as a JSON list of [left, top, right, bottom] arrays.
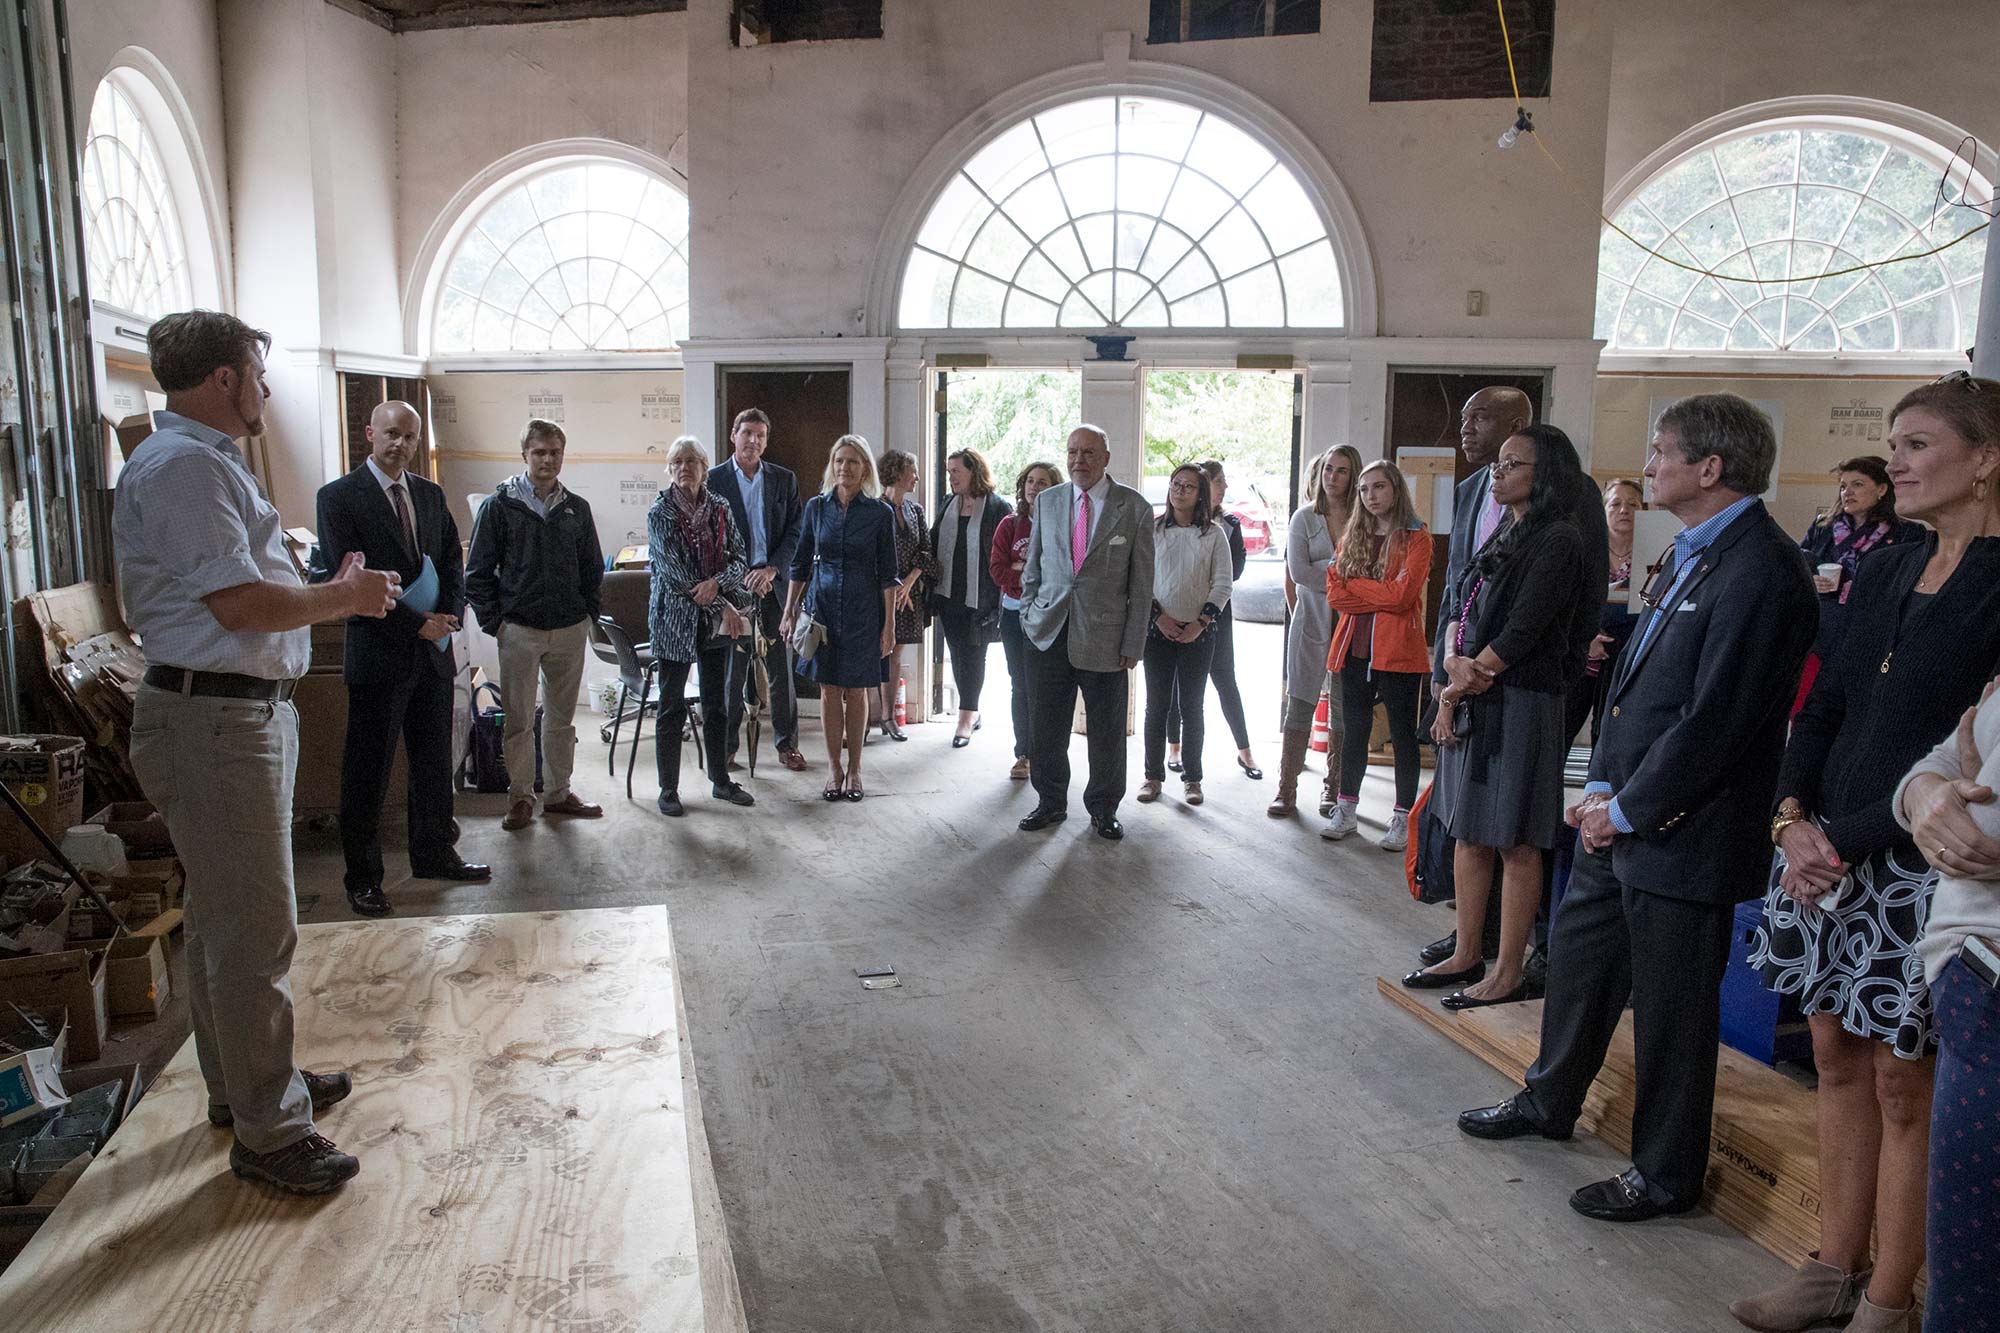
[[1817, 563, 1842, 584]]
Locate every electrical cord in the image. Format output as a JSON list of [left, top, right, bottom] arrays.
[[1491, 0, 1992, 289]]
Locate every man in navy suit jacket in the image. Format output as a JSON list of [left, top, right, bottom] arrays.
[[1458, 394, 1816, 1224], [706, 408, 807, 769], [315, 401, 488, 917]]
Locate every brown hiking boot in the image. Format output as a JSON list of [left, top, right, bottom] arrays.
[[229, 1132, 359, 1195], [209, 1070, 352, 1128]]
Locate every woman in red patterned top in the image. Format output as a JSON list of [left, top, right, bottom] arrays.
[[990, 461, 1062, 781]]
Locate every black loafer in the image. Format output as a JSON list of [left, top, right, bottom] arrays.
[[1019, 806, 1067, 832], [657, 792, 684, 817], [1569, 1167, 1687, 1223], [1091, 816, 1123, 841], [711, 782, 755, 807], [1402, 961, 1485, 990], [410, 858, 491, 882], [1420, 931, 1458, 966], [1457, 1096, 1572, 1141], [1442, 982, 1530, 1011], [346, 886, 392, 918]]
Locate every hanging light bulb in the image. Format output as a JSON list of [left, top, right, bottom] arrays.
[[1498, 108, 1534, 150]]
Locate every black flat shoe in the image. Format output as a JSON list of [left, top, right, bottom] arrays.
[[1457, 1096, 1571, 1141], [823, 777, 845, 802], [1569, 1168, 1687, 1223], [1402, 961, 1485, 990], [952, 735, 971, 748], [1420, 931, 1458, 966], [1442, 982, 1530, 1011], [1237, 757, 1263, 780], [657, 792, 684, 816], [844, 781, 865, 802], [888, 725, 908, 742], [1166, 758, 1184, 773], [712, 782, 756, 807], [409, 858, 491, 882], [346, 886, 392, 918]]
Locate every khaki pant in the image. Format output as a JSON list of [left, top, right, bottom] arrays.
[[129, 684, 313, 1153], [496, 618, 590, 804]]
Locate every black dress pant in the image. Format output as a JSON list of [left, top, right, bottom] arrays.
[[726, 590, 798, 754], [1027, 626, 1127, 820], [1336, 656, 1423, 809], [1516, 848, 1736, 1207], [1166, 606, 1249, 751], [1144, 629, 1215, 782], [999, 608, 1032, 759], [655, 641, 731, 794], [340, 660, 456, 892], [938, 602, 990, 712]]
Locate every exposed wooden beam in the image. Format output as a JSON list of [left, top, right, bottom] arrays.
[[341, 0, 686, 32], [322, 0, 397, 30]]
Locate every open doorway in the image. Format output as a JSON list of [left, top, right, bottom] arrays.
[[931, 368, 1082, 720], [1141, 368, 1301, 764]]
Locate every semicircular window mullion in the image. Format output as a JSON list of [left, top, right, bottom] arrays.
[[899, 94, 1344, 332]]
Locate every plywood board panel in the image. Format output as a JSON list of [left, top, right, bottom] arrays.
[[0, 907, 704, 1331]]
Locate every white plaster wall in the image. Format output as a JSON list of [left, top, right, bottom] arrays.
[[394, 13, 690, 307], [684, 0, 1615, 343], [1605, 0, 2000, 189], [66, 0, 233, 297], [314, 8, 402, 354]]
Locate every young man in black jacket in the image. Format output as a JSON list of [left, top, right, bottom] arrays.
[[465, 418, 606, 830]]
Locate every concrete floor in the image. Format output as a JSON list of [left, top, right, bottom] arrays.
[[267, 696, 1788, 1333]]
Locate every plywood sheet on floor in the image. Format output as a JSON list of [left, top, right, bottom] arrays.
[[0, 907, 702, 1331]]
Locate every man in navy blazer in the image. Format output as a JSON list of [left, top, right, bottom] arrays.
[[315, 401, 488, 917], [706, 408, 807, 770], [1458, 394, 1816, 1223]]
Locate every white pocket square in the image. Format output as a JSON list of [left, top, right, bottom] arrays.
[[1676, 600, 1698, 612], [1109, 535, 1128, 545]]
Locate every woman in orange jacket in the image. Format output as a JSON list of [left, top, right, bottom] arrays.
[[1320, 459, 1432, 850]]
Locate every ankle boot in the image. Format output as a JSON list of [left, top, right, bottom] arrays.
[[1845, 1295, 1916, 1332], [1726, 1254, 1868, 1331], [1317, 763, 1339, 819], [1267, 728, 1310, 817]]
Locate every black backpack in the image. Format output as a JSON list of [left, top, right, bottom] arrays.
[[459, 683, 544, 793]]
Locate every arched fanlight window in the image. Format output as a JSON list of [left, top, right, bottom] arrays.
[[1596, 121, 1988, 354], [898, 94, 1345, 331], [431, 159, 690, 354], [80, 77, 192, 319]]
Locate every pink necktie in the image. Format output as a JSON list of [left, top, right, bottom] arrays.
[[1072, 491, 1091, 572]]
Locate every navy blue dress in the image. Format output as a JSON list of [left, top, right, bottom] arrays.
[[791, 492, 898, 688]]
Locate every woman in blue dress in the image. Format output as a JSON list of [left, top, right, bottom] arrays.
[[780, 435, 899, 801]]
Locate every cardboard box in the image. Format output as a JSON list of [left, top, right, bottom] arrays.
[[84, 802, 173, 858], [0, 1012, 66, 1128], [0, 948, 109, 1062], [0, 737, 85, 870], [105, 937, 167, 1019]]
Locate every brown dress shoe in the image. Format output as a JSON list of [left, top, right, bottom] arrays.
[[542, 793, 603, 818], [502, 798, 534, 830]]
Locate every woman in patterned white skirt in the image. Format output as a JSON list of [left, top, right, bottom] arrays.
[[1735, 374, 2000, 1333]]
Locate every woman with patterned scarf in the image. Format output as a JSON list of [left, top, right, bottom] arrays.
[[647, 436, 755, 816]]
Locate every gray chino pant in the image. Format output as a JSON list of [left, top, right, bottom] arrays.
[[130, 684, 313, 1153]]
